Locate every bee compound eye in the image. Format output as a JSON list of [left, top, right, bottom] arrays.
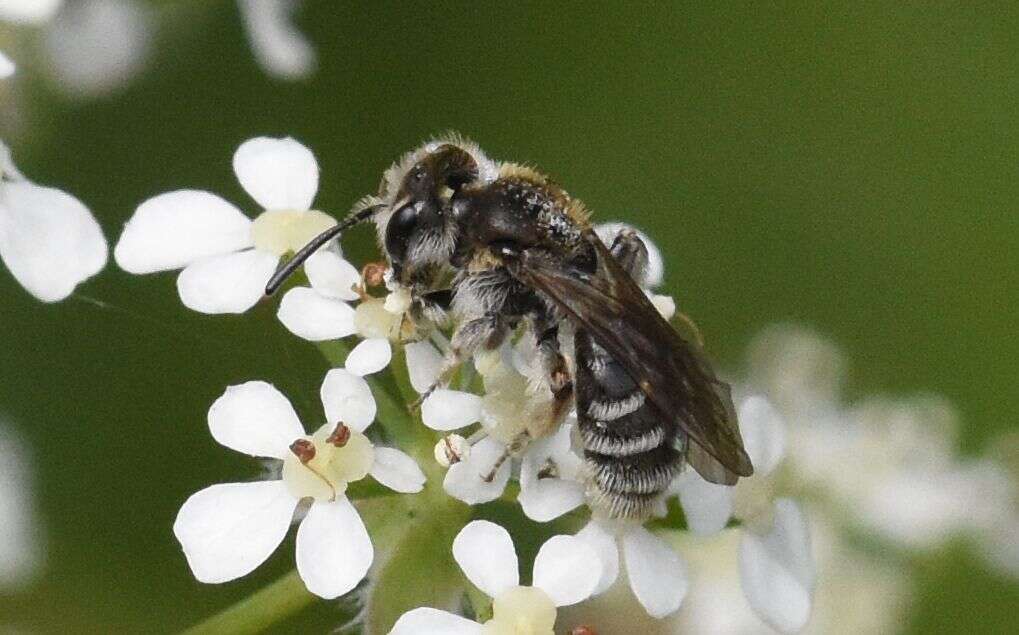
[[384, 204, 418, 263]]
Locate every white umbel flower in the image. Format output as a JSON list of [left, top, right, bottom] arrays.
[[173, 377, 425, 599], [116, 137, 335, 314], [0, 0, 62, 24], [0, 50, 14, 78], [669, 393, 814, 632], [0, 140, 108, 302], [237, 0, 316, 80], [41, 0, 152, 98], [574, 519, 690, 619], [390, 520, 601, 634], [421, 345, 585, 519], [0, 421, 44, 591]]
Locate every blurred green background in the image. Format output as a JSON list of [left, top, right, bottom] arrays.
[[1, 1, 1017, 632]]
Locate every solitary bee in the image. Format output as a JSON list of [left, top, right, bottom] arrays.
[[267, 135, 753, 518]]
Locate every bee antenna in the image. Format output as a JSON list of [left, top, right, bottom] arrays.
[[264, 204, 382, 296]]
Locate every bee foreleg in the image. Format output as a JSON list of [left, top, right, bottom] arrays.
[[412, 313, 509, 408]]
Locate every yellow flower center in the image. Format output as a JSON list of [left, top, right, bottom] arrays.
[[281, 424, 375, 501], [482, 586, 557, 635], [354, 297, 414, 341], [250, 209, 336, 256]]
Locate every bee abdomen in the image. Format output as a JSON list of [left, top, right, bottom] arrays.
[[586, 391, 646, 421], [586, 446, 681, 495], [575, 331, 682, 520], [579, 421, 664, 456]]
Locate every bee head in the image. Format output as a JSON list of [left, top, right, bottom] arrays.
[[376, 136, 497, 280], [264, 135, 497, 296]]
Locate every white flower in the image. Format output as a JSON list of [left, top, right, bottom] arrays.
[[115, 136, 335, 314], [750, 326, 1019, 562], [276, 251, 361, 341], [421, 344, 585, 519], [40, 0, 152, 98], [574, 519, 690, 619], [238, 0, 315, 80], [389, 520, 601, 634], [0, 0, 151, 97], [173, 378, 425, 599], [0, 0, 62, 24], [0, 140, 108, 302], [0, 50, 14, 78], [0, 420, 44, 591]]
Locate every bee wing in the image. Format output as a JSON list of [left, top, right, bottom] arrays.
[[513, 230, 753, 484]]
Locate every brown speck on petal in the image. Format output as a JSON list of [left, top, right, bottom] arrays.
[[570, 627, 597, 635], [290, 438, 316, 463], [327, 423, 351, 447]]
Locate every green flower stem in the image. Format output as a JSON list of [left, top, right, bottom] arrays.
[[181, 570, 313, 635]]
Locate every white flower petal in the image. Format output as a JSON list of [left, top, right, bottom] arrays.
[[277, 286, 355, 341], [369, 447, 425, 493], [114, 190, 252, 273], [390, 608, 483, 635], [739, 396, 787, 476], [233, 137, 318, 211], [738, 498, 814, 633], [173, 481, 297, 584], [518, 426, 585, 521], [594, 222, 664, 288], [0, 141, 21, 180], [208, 381, 303, 458], [405, 340, 444, 394], [421, 389, 482, 431], [575, 521, 620, 595], [345, 338, 391, 376], [532, 535, 601, 607], [0, 181, 107, 302], [237, 0, 316, 81], [622, 526, 689, 618], [304, 250, 359, 300], [0, 0, 62, 24], [0, 50, 14, 78], [452, 520, 519, 597], [443, 437, 511, 505], [42, 0, 152, 98], [518, 476, 585, 523], [177, 249, 278, 314], [320, 368, 376, 432], [295, 497, 373, 599], [675, 470, 734, 536]]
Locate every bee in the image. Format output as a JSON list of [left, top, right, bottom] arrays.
[[267, 134, 753, 519]]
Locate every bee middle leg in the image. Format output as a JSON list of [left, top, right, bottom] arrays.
[[412, 312, 509, 407], [533, 318, 574, 436]]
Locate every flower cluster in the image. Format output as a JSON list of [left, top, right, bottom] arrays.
[[38, 134, 1004, 634], [0, 0, 312, 98], [107, 139, 820, 633]]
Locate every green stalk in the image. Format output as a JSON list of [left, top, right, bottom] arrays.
[[181, 570, 313, 635]]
